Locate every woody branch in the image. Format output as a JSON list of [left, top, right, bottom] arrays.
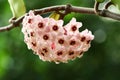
[[0, 4, 120, 32]]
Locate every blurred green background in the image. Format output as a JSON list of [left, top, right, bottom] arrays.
[[0, 0, 120, 80]]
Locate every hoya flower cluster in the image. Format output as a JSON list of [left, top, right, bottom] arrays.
[[22, 11, 94, 64]]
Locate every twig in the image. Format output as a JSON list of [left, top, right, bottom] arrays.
[[0, 15, 24, 32], [0, 4, 120, 32], [94, 1, 100, 15]]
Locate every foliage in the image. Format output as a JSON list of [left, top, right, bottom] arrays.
[[8, 0, 26, 18], [96, 0, 104, 3], [111, 0, 120, 9]]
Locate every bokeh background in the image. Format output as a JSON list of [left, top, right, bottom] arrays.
[[0, 0, 120, 80]]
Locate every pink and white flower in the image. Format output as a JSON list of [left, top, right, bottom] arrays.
[[22, 10, 94, 64]]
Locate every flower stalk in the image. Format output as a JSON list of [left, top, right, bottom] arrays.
[[0, 4, 120, 32]]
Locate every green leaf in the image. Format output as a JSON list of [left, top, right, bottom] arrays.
[[8, 0, 26, 18], [96, 0, 105, 3], [49, 12, 60, 20], [111, 0, 120, 9]]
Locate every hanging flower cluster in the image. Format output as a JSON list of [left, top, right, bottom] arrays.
[[22, 11, 94, 64]]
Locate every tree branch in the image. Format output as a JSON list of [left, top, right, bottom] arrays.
[[0, 4, 120, 32]]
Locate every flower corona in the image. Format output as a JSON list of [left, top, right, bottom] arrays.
[[22, 11, 94, 64]]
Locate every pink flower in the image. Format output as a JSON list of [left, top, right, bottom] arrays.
[[22, 11, 94, 64], [37, 42, 52, 61], [64, 17, 82, 34], [52, 46, 68, 64]]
